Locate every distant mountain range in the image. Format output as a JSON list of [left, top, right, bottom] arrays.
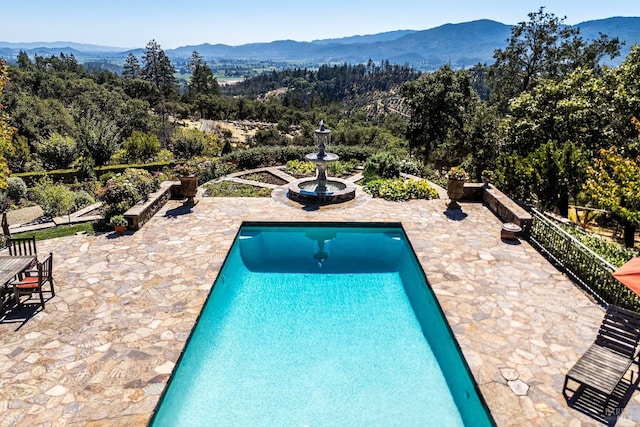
[[1, 17, 639, 70]]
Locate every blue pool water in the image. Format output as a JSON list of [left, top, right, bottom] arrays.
[[152, 224, 493, 426]]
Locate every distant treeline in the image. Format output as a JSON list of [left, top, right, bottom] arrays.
[[222, 61, 420, 109]]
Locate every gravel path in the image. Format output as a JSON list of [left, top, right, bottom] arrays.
[[5, 205, 44, 226]]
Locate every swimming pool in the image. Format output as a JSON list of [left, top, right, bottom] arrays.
[[151, 223, 494, 426]]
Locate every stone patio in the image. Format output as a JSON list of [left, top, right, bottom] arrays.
[[1, 181, 639, 426]]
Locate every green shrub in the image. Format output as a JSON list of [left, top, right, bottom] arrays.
[[32, 176, 76, 217], [285, 160, 316, 176], [399, 157, 422, 176], [99, 176, 139, 208], [35, 133, 78, 170], [108, 215, 127, 227], [155, 149, 174, 162], [222, 146, 308, 169], [327, 159, 359, 177], [363, 152, 401, 182], [171, 128, 211, 159], [6, 177, 27, 202], [109, 148, 128, 165], [222, 146, 375, 171], [72, 190, 96, 211], [95, 161, 171, 176], [99, 171, 117, 184], [560, 224, 639, 267], [172, 158, 234, 183], [122, 168, 160, 198], [13, 169, 78, 186], [332, 146, 376, 162], [221, 140, 232, 155], [364, 178, 439, 201], [98, 168, 159, 220], [195, 158, 231, 183], [121, 131, 161, 163]]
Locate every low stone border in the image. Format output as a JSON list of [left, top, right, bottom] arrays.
[[124, 181, 180, 230], [482, 185, 532, 231], [460, 182, 532, 232]]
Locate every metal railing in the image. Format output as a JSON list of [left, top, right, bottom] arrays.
[[527, 208, 640, 312]]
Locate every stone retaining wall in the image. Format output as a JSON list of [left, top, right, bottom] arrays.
[[482, 186, 532, 232], [124, 181, 180, 230], [460, 182, 533, 232]]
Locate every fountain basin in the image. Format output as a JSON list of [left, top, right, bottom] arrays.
[[305, 152, 339, 163], [287, 177, 356, 204]]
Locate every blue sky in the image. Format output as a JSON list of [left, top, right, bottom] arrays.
[[2, 0, 638, 49]]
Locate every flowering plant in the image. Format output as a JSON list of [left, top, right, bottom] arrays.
[[446, 166, 469, 181], [173, 162, 199, 177]]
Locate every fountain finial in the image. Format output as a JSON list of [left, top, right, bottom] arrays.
[[319, 120, 325, 131]]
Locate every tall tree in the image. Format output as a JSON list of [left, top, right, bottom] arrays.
[[583, 146, 640, 247], [16, 51, 33, 70], [141, 40, 177, 144], [495, 140, 588, 216], [613, 45, 640, 153], [187, 51, 203, 74], [122, 53, 141, 79], [77, 116, 121, 166], [489, 7, 620, 110], [187, 51, 219, 102], [504, 68, 618, 156], [401, 65, 477, 170], [0, 59, 14, 188], [141, 40, 176, 101]]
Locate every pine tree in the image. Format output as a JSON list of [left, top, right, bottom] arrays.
[[123, 53, 141, 79], [141, 39, 176, 100], [187, 51, 219, 99]]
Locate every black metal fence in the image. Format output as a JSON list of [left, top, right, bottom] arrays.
[[527, 208, 640, 312]]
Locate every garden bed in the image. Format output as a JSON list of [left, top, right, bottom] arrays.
[[203, 181, 272, 197], [240, 171, 288, 186]]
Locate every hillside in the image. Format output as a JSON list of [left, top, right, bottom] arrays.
[[1, 17, 639, 70]]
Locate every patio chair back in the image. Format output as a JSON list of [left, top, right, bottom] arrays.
[[594, 304, 640, 359], [7, 236, 37, 259]]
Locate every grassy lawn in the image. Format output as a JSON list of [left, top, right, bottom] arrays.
[[11, 222, 95, 241]]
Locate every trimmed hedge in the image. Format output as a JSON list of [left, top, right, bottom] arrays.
[[221, 145, 376, 170], [13, 162, 175, 186]]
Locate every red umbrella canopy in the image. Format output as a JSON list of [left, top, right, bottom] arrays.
[[613, 257, 640, 296]]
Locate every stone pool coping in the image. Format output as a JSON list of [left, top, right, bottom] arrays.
[[0, 192, 638, 426]]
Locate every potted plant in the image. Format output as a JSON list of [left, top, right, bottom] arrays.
[[446, 166, 469, 209], [173, 162, 199, 206], [109, 215, 128, 234]]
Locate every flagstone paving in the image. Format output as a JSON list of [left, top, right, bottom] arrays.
[[0, 181, 639, 426]]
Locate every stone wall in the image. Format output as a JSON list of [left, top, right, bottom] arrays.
[[124, 181, 180, 230]]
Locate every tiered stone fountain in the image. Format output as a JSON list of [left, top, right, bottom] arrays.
[[287, 121, 356, 204]]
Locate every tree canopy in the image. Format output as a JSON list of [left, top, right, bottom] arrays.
[[0, 59, 13, 189], [489, 7, 621, 110]]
